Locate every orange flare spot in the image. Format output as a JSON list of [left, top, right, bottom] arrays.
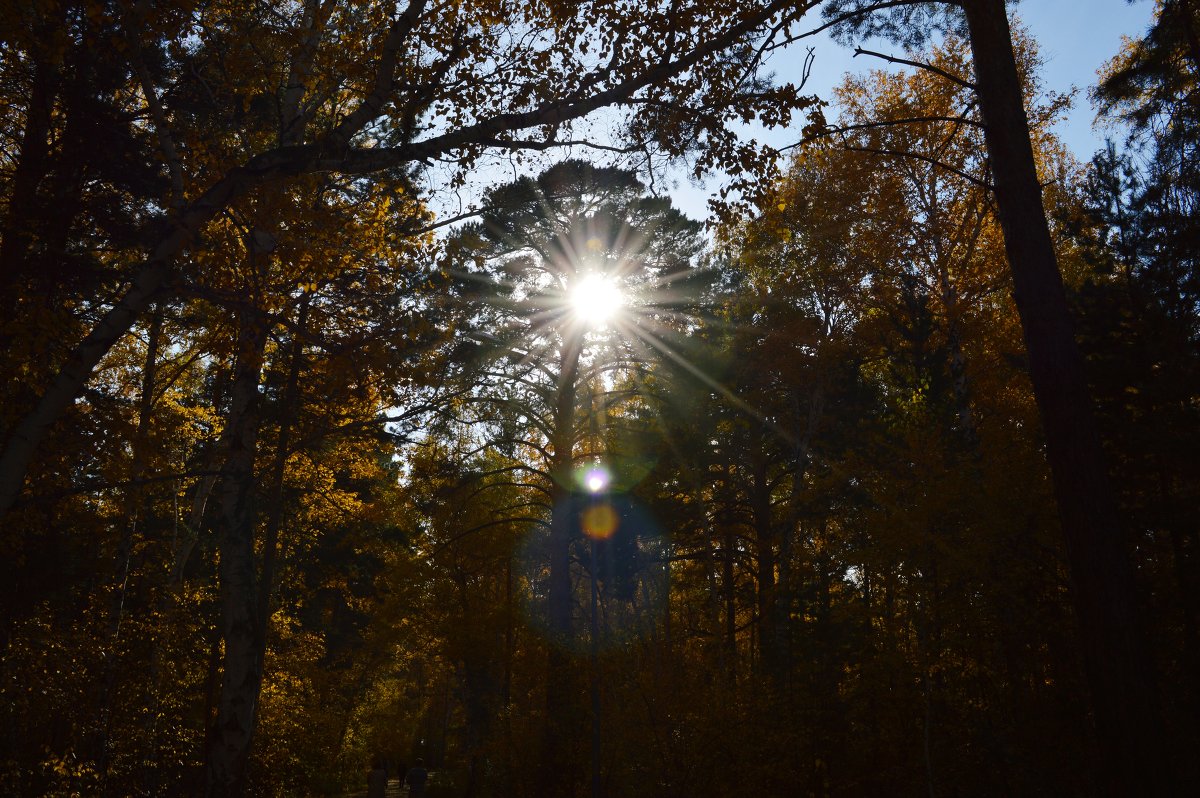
[[582, 504, 618, 540]]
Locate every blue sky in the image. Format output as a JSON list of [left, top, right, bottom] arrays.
[[669, 0, 1157, 220], [1015, 0, 1154, 155], [806, 0, 1154, 155]]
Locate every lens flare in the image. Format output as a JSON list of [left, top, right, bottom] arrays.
[[516, 493, 665, 653], [581, 465, 610, 493], [571, 273, 623, 327], [582, 503, 619, 540]]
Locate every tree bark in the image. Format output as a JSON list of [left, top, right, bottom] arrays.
[[0, 54, 54, 313], [240, 297, 309, 759], [723, 521, 738, 688], [1169, 0, 1200, 79], [548, 331, 582, 645], [752, 440, 777, 676], [779, 379, 824, 683], [0, 152, 276, 519], [253, 297, 309, 653], [961, 1, 1168, 792], [540, 328, 583, 794], [204, 310, 269, 798], [95, 306, 163, 785], [925, 173, 981, 448]]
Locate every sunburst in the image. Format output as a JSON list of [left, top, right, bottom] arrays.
[[570, 273, 625, 328]]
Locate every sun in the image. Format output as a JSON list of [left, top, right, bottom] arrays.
[[570, 273, 624, 327], [584, 467, 610, 493]]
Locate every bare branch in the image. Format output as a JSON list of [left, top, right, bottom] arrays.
[[839, 142, 991, 189], [779, 113, 984, 152], [462, 479, 553, 504], [432, 515, 551, 558], [763, 0, 933, 50], [468, 137, 644, 154], [853, 46, 976, 90]]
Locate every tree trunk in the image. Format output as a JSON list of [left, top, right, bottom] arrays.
[[780, 379, 824, 683], [204, 310, 269, 798], [962, 1, 1168, 791], [752, 440, 777, 676], [723, 521, 738, 688], [925, 177, 981, 448], [253, 298, 308, 642], [1159, 459, 1200, 717], [0, 146, 324, 521], [1170, 0, 1200, 78], [0, 53, 55, 316], [238, 297, 309, 761], [95, 306, 163, 786], [174, 359, 232, 586], [540, 329, 582, 794], [503, 554, 514, 708]]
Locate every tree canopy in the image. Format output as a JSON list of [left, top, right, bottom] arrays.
[[1, 2, 1197, 797]]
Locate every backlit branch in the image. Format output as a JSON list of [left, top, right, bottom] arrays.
[[853, 46, 976, 90]]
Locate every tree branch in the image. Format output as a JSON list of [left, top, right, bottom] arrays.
[[853, 46, 976, 90], [123, 1, 186, 209], [329, 0, 429, 147], [18, 469, 224, 506], [839, 142, 991, 189], [780, 113, 983, 152]]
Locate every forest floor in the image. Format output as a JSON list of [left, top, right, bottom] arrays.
[[343, 777, 406, 797]]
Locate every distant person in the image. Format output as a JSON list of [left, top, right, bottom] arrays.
[[367, 756, 387, 798], [406, 758, 429, 796]]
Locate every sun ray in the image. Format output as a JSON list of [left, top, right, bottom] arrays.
[[616, 316, 798, 446]]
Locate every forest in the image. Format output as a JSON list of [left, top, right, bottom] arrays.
[[0, 1, 1197, 796]]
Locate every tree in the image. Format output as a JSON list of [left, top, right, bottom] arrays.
[[6, 2, 1194, 795], [1, 4, 831, 792], [0, 0, 824, 521], [721, 87, 1077, 788], [1093, 0, 1199, 335], [1078, 0, 1200, 776], [818, 2, 1170, 789], [447, 159, 705, 794]]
